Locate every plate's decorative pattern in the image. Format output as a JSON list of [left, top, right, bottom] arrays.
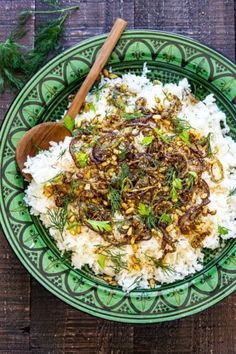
[[0, 31, 235, 323]]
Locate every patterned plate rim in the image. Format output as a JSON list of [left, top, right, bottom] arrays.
[[0, 30, 235, 323]]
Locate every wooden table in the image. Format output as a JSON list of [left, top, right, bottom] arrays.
[[0, 1, 235, 353]]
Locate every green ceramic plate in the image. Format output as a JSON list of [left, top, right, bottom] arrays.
[[0, 30, 235, 323]]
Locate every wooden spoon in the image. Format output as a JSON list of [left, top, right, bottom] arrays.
[[16, 18, 127, 181]]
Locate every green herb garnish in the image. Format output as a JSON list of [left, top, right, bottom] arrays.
[[86, 219, 112, 232], [186, 171, 197, 188], [64, 114, 75, 132], [73, 124, 96, 136], [166, 166, 176, 185], [91, 83, 107, 101], [0, 5, 79, 93], [121, 111, 143, 120], [172, 117, 192, 133], [138, 203, 157, 230], [199, 133, 213, 157], [57, 148, 67, 159], [228, 187, 236, 197], [153, 128, 171, 143], [179, 130, 190, 144], [218, 225, 230, 236], [141, 135, 154, 146], [108, 186, 121, 214], [100, 249, 128, 274], [87, 102, 96, 112], [170, 172, 182, 202], [118, 147, 129, 161], [159, 213, 172, 225], [76, 152, 88, 168], [172, 117, 192, 145], [147, 256, 176, 274], [48, 206, 68, 239], [97, 254, 107, 269], [118, 163, 130, 185]]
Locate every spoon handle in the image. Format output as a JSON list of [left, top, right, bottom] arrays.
[[66, 18, 127, 120]]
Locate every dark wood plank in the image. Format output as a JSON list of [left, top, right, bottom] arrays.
[[0, 228, 31, 352], [134, 0, 235, 61], [30, 279, 134, 353], [0, 1, 34, 351], [0, 1, 35, 123], [133, 294, 236, 354]]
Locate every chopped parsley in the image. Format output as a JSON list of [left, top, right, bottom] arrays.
[[153, 128, 171, 143], [86, 219, 112, 232], [138, 202, 157, 230], [76, 152, 88, 168], [141, 135, 154, 146], [121, 111, 143, 120], [218, 225, 230, 236], [159, 213, 172, 225]]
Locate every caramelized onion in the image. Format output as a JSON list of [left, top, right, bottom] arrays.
[[210, 159, 224, 183]]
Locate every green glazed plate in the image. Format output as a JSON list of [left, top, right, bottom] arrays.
[[0, 30, 235, 323]]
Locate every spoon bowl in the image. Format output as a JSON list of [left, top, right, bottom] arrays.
[[15, 121, 71, 180], [15, 18, 127, 181]]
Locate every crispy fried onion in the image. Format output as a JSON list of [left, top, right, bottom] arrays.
[[178, 179, 210, 234], [209, 159, 224, 183]]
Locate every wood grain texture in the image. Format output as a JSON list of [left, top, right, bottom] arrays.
[[0, 0, 235, 353], [0, 1, 34, 353]]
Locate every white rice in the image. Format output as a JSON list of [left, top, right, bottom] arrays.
[[23, 69, 236, 292]]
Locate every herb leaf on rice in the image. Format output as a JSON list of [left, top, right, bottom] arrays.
[[23, 69, 236, 292]]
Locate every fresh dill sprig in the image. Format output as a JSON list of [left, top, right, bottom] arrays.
[[57, 148, 67, 159], [166, 166, 176, 186], [73, 124, 96, 137], [121, 111, 143, 120], [100, 249, 128, 274], [48, 206, 68, 239], [186, 170, 197, 188], [108, 186, 121, 214], [147, 255, 176, 274], [172, 117, 192, 145], [172, 117, 192, 133], [199, 132, 213, 157], [153, 128, 171, 143], [138, 202, 157, 230], [0, 39, 25, 92], [91, 83, 108, 101], [108, 163, 131, 213], [23, 14, 69, 76], [118, 163, 130, 185], [0, 5, 79, 92], [228, 187, 236, 197], [118, 147, 129, 161]]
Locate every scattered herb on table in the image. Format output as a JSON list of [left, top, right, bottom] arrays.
[[0, 3, 79, 93]]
